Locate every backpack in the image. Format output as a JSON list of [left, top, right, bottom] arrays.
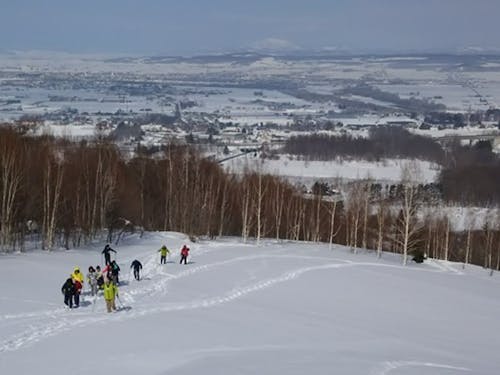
[[74, 280, 82, 292]]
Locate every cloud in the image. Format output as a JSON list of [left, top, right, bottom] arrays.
[[251, 38, 301, 52]]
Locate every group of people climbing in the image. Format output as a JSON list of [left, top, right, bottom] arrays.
[[60, 245, 121, 312], [61, 243, 191, 312], [156, 244, 190, 265]]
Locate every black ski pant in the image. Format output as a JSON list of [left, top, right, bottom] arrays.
[[104, 254, 111, 265], [160, 255, 166, 264], [180, 255, 188, 265], [133, 268, 140, 280], [73, 293, 80, 307], [64, 294, 73, 308]]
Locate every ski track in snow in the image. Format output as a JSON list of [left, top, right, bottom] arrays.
[[0, 250, 465, 354], [371, 360, 471, 374], [426, 260, 465, 275]]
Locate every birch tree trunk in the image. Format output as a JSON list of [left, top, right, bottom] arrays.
[[0, 132, 24, 250], [43, 158, 64, 251], [273, 180, 285, 240], [376, 199, 387, 258], [398, 162, 422, 266], [443, 215, 450, 261], [328, 199, 339, 250]]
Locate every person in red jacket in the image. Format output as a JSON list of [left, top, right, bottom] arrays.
[[180, 245, 189, 265], [71, 267, 84, 307]]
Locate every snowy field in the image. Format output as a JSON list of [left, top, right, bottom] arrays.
[[1, 232, 499, 374], [422, 206, 499, 231], [223, 155, 440, 184], [375, 83, 496, 112], [2, 53, 500, 125]]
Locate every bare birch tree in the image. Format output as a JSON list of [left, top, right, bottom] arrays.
[[0, 130, 24, 250], [272, 178, 286, 240], [42, 149, 64, 250], [397, 161, 423, 266], [252, 171, 268, 244], [442, 213, 451, 261], [328, 197, 340, 250], [345, 182, 364, 253], [240, 174, 254, 242], [375, 193, 389, 258], [361, 179, 372, 249]]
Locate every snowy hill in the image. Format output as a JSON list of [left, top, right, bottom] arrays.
[[1, 232, 499, 374]]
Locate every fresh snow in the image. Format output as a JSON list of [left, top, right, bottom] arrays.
[[223, 155, 440, 184], [422, 206, 500, 231], [1, 232, 499, 374]]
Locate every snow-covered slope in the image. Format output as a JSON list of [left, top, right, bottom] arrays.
[[1, 232, 499, 374]]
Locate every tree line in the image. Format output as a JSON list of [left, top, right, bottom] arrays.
[[0, 125, 499, 274], [282, 127, 500, 206], [439, 139, 500, 206], [282, 127, 445, 163]]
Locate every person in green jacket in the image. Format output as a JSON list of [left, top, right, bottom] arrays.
[[158, 245, 170, 264], [103, 279, 118, 313]]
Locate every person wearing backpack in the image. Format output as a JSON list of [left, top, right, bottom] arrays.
[[101, 244, 117, 265], [87, 266, 99, 296], [103, 279, 118, 313], [61, 277, 76, 309], [71, 267, 84, 307], [95, 265, 104, 289], [130, 259, 143, 281], [158, 245, 170, 264], [110, 260, 121, 285], [180, 245, 190, 265]]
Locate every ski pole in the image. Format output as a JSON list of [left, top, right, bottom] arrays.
[[116, 294, 124, 308], [92, 294, 98, 312]]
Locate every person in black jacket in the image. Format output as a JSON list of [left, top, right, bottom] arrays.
[[130, 259, 143, 281], [101, 244, 117, 265], [61, 278, 75, 308]]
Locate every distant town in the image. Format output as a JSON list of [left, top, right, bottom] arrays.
[[1, 52, 499, 159]]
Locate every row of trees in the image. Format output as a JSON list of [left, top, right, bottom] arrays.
[[282, 128, 500, 206], [439, 139, 500, 205], [1, 126, 499, 273], [282, 127, 445, 163]]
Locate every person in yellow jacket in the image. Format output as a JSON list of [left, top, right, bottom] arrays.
[[158, 245, 170, 264], [71, 267, 84, 307], [71, 266, 84, 283], [103, 279, 118, 313]]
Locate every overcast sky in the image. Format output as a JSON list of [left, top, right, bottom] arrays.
[[1, 0, 499, 55]]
